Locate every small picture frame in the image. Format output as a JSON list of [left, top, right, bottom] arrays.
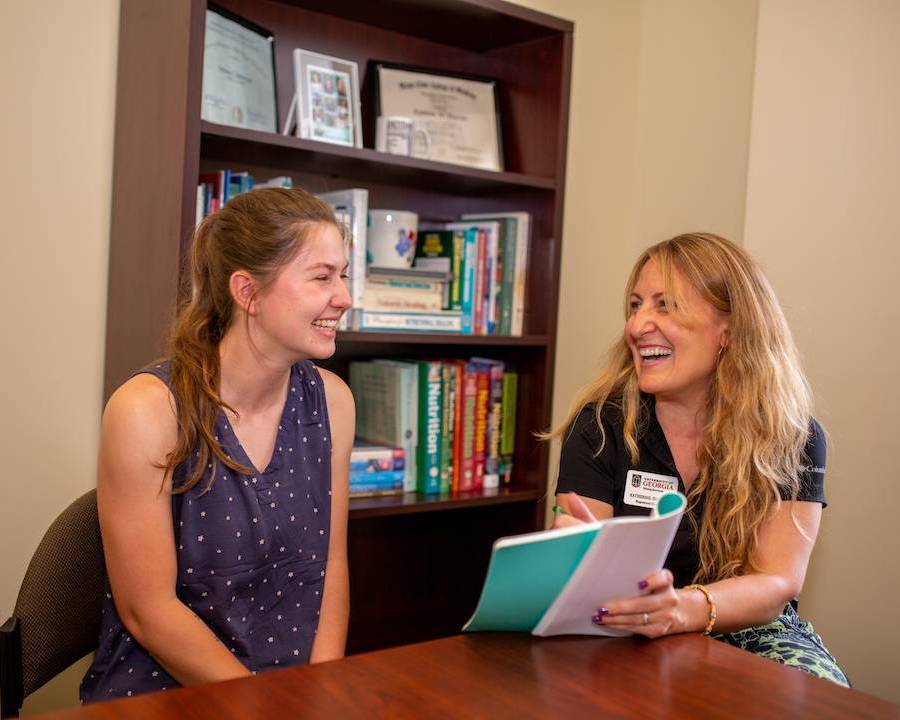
[[288, 49, 362, 148]]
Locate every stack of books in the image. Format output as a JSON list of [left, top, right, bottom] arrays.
[[349, 443, 405, 497], [357, 266, 460, 332], [350, 358, 518, 495]]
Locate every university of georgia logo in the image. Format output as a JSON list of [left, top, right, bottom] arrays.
[[631, 474, 642, 488]]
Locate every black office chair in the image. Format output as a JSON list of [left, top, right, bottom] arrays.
[[0, 490, 105, 718]]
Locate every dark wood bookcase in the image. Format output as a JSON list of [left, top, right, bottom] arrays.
[[105, 0, 572, 653]]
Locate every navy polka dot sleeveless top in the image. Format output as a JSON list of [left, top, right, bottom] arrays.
[[81, 360, 332, 703]]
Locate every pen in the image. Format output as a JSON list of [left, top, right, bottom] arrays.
[[551, 505, 572, 517]]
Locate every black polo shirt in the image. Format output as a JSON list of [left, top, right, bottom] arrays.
[[556, 399, 827, 587]]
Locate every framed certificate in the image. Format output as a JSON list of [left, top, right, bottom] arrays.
[[292, 49, 362, 148], [370, 61, 504, 172], [201, 5, 278, 133]]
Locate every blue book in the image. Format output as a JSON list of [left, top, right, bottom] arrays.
[[442, 224, 478, 334], [349, 470, 405, 487], [348, 483, 404, 495], [463, 493, 686, 636], [350, 444, 405, 473]]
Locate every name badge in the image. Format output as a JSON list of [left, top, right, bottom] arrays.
[[623, 470, 679, 508]]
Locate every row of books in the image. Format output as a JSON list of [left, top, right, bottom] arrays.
[[410, 213, 531, 336], [350, 358, 518, 495], [196, 170, 293, 224], [195, 174, 532, 336], [349, 213, 531, 335]]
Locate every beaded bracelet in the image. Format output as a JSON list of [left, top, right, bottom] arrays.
[[684, 583, 717, 635]]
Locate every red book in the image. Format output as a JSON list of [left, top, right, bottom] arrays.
[[470, 357, 504, 489], [198, 172, 225, 209], [473, 229, 487, 335], [451, 361, 466, 493], [457, 362, 479, 492]]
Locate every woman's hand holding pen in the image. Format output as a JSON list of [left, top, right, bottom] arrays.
[[551, 492, 596, 528]]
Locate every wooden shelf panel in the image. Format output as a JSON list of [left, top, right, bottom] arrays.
[[348, 487, 541, 519], [200, 121, 556, 195], [283, 0, 572, 52], [337, 331, 548, 346]]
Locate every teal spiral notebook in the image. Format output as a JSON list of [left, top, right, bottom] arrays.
[[463, 492, 686, 636]]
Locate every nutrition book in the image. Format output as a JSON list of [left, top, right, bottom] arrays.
[[463, 492, 686, 637]]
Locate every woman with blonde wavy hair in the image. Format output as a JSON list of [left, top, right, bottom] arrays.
[[551, 233, 847, 684], [81, 188, 354, 703]]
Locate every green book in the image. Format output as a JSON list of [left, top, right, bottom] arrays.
[[414, 229, 461, 310], [440, 363, 455, 494], [413, 360, 443, 494], [499, 371, 517, 484]]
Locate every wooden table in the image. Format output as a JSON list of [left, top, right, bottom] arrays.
[[39, 633, 898, 719]]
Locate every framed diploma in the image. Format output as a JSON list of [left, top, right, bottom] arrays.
[[290, 49, 362, 148], [370, 61, 504, 172], [201, 5, 278, 133]]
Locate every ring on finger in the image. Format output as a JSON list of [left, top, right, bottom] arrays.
[[642, 611, 649, 625]]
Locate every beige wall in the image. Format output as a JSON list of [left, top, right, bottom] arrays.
[[0, 1, 119, 714], [2, 0, 897, 712], [744, 0, 900, 700], [527, 0, 900, 704], [515, 0, 759, 463]]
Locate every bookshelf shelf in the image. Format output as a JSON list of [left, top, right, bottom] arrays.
[[337, 331, 549, 346], [278, 0, 569, 52], [201, 121, 557, 195], [349, 487, 541, 519], [106, 0, 571, 656]]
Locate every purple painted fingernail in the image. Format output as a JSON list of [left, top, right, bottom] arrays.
[[638, 579, 649, 590], [591, 614, 604, 625], [597, 607, 610, 616]]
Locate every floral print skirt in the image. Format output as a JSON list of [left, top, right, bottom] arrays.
[[712, 604, 849, 687]]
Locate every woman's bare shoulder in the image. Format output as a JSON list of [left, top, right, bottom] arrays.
[[316, 366, 351, 398], [102, 373, 178, 459], [316, 367, 355, 441]]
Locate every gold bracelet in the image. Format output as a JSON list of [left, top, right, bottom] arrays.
[[684, 584, 717, 635]]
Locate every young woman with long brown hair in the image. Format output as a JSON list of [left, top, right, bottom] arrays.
[[550, 233, 848, 685], [81, 188, 354, 702]]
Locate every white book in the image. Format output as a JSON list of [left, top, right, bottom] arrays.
[[358, 310, 463, 333], [316, 188, 369, 330], [362, 284, 444, 313], [196, 184, 205, 226]]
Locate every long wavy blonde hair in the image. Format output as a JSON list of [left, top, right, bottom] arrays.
[[547, 233, 813, 583]]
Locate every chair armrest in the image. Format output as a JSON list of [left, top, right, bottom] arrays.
[[1, 616, 23, 718]]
